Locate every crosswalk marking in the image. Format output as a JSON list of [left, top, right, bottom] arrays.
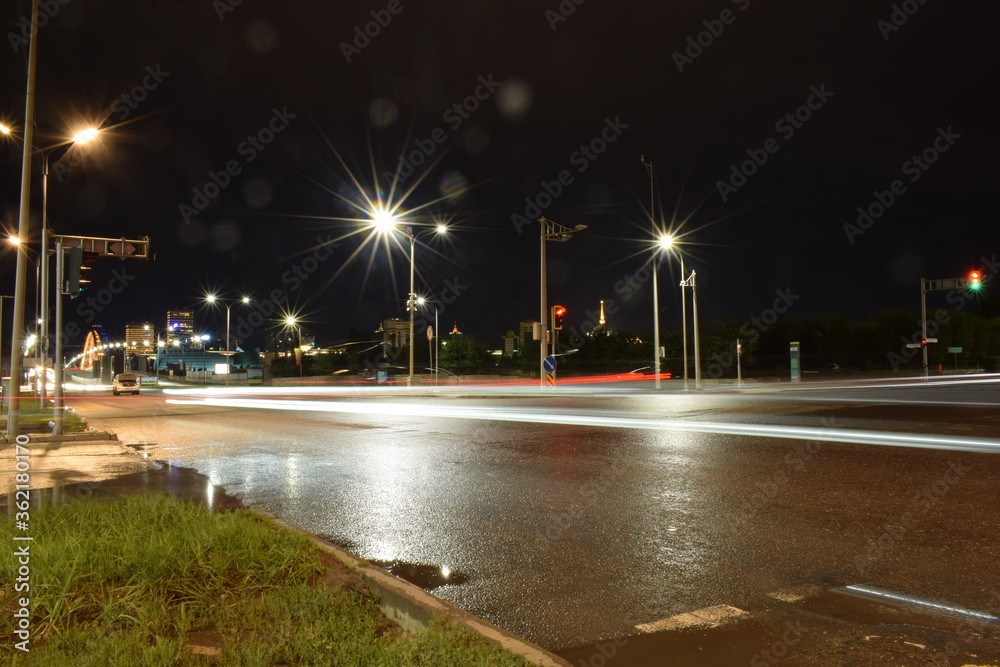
[[635, 604, 748, 633]]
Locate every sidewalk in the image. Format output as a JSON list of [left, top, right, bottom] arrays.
[[0, 431, 154, 496]]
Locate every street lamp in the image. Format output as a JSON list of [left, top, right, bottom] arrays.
[[415, 296, 439, 385], [652, 235, 674, 390], [285, 316, 303, 378], [538, 217, 587, 387], [658, 235, 697, 391], [33, 128, 101, 409], [0, 294, 13, 409], [368, 211, 448, 387], [404, 225, 447, 387], [206, 294, 251, 386]]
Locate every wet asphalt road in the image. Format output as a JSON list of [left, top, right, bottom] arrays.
[[73, 379, 1000, 655]]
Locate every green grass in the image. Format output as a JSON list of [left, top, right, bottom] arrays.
[[5, 406, 86, 433], [0, 495, 530, 666]]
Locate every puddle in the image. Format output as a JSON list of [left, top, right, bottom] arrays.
[[1, 462, 244, 514], [369, 559, 469, 590]]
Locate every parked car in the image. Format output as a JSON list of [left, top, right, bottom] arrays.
[[112, 373, 140, 396]]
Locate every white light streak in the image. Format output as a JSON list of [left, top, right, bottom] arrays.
[[164, 397, 1000, 454]]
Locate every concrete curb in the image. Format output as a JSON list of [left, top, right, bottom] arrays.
[[261, 512, 571, 667], [1, 431, 118, 445]]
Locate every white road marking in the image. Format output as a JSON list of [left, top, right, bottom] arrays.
[[766, 584, 824, 603], [635, 604, 748, 633]]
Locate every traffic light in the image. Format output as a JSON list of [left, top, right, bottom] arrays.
[[552, 305, 566, 330], [65, 247, 82, 296], [64, 247, 94, 298], [969, 270, 982, 290]]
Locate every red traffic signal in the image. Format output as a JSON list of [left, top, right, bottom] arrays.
[[552, 305, 566, 330], [969, 270, 982, 290]]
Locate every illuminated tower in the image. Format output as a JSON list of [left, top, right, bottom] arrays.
[[599, 300, 606, 326]]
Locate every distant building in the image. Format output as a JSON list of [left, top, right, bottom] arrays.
[[591, 300, 609, 335], [125, 322, 155, 355], [378, 318, 410, 347], [519, 320, 538, 347], [502, 331, 518, 357], [264, 320, 309, 357], [166, 309, 195, 347]]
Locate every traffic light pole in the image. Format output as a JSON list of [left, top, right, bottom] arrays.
[[539, 218, 547, 388], [53, 239, 65, 434], [920, 278, 928, 380], [50, 234, 153, 434], [538, 217, 586, 388], [918, 273, 979, 381]]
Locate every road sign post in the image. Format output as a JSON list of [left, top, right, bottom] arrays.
[[790, 342, 801, 383], [543, 355, 557, 387]]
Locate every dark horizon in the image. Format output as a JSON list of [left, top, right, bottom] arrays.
[[2, 0, 997, 353]]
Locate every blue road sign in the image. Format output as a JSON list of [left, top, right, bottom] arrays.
[[543, 355, 557, 373]]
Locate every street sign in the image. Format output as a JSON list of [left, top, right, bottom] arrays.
[[109, 241, 136, 255], [426, 326, 434, 341], [948, 347, 963, 354], [543, 356, 557, 373]]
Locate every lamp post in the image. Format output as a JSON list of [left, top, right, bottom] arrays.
[[641, 156, 664, 390], [538, 217, 587, 387], [39, 129, 100, 405], [206, 294, 250, 386], [402, 224, 448, 387], [285, 317, 303, 378], [4, 0, 39, 438], [681, 266, 702, 390], [0, 295, 13, 410], [652, 235, 675, 390]]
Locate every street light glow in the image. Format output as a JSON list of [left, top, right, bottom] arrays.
[[8, 236, 20, 245], [205, 294, 217, 303], [658, 235, 675, 250], [0, 123, 11, 135], [370, 207, 398, 233], [436, 223, 448, 234], [72, 127, 99, 144]]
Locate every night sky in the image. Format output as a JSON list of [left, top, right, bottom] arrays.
[[1, 0, 996, 351]]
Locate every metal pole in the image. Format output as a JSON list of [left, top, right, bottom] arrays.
[[736, 338, 742, 388], [681, 256, 688, 392], [53, 240, 65, 434], [539, 218, 547, 387], [435, 307, 439, 386], [920, 278, 928, 379], [39, 156, 49, 408], [692, 269, 701, 390], [0, 296, 5, 412], [408, 233, 415, 387], [653, 255, 661, 389], [643, 156, 661, 390], [225, 303, 231, 387], [6, 0, 40, 439]]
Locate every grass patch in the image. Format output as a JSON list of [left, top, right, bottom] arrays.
[[4, 407, 86, 433], [0, 495, 530, 666]]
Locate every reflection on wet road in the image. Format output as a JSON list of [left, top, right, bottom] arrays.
[[79, 380, 1000, 651]]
